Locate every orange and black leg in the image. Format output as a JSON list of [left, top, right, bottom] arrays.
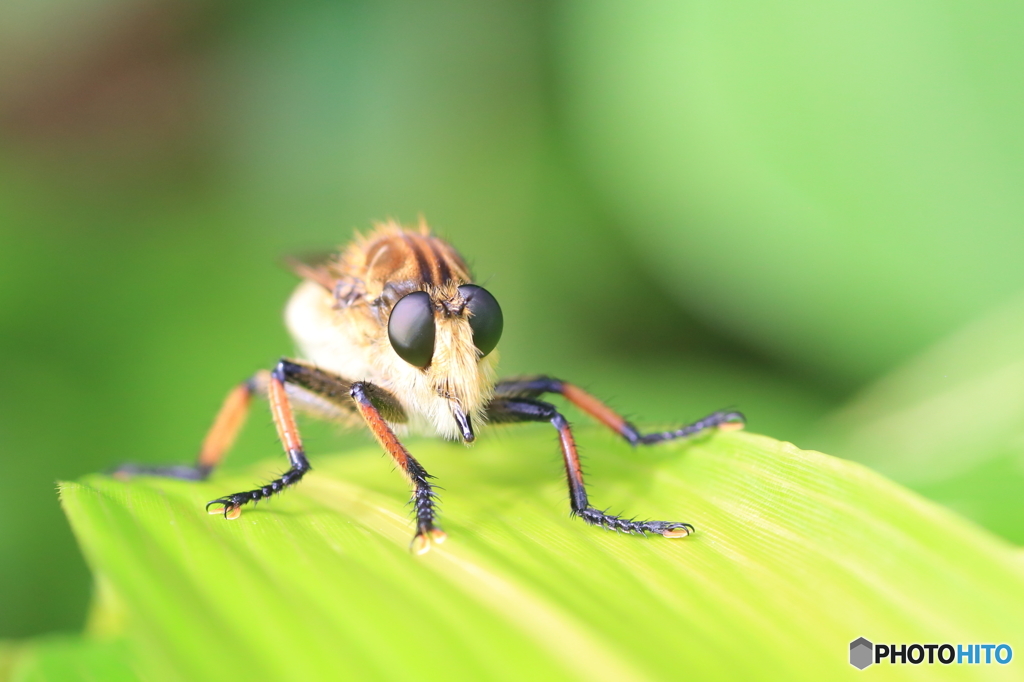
[[349, 381, 444, 554], [276, 366, 442, 552], [492, 376, 744, 445], [202, 360, 402, 519], [113, 376, 259, 481], [204, 361, 312, 519], [487, 397, 695, 538], [267, 363, 442, 551], [114, 359, 440, 550]]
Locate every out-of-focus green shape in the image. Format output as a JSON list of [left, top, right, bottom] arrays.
[[61, 429, 1023, 681], [0, 642, 22, 681], [557, 1, 1024, 387], [0, 636, 134, 682], [816, 292, 1024, 544]]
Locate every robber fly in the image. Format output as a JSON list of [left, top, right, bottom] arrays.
[[116, 220, 744, 554]]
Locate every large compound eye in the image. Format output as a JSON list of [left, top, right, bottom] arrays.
[[458, 285, 503, 357], [388, 291, 436, 368]]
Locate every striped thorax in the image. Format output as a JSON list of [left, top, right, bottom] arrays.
[[285, 220, 503, 441]]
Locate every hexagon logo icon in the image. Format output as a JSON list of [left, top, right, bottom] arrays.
[[850, 637, 873, 669]]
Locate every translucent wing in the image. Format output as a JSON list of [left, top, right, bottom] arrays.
[[282, 250, 340, 291]]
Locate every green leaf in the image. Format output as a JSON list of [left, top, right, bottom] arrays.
[[0, 637, 134, 682], [61, 429, 1024, 681]]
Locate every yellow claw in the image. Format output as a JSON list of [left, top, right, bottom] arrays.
[[717, 421, 745, 432], [208, 504, 242, 520], [410, 527, 447, 555], [661, 527, 692, 539], [411, 534, 431, 555]]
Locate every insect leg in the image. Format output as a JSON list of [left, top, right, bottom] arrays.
[[205, 362, 311, 519], [493, 376, 744, 445], [487, 397, 695, 538], [112, 373, 265, 481], [350, 381, 444, 554]]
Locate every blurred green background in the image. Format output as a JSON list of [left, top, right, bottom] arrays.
[[2, 0, 1023, 638]]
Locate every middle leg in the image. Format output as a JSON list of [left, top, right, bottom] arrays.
[[494, 376, 744, 445], [487, 397, 695, 538], [205, 361, 311, 519], [205, 361, 444, 552]]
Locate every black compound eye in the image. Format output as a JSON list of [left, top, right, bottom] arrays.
[[458, 285, 503, 357], [388, 291, 436, 368]]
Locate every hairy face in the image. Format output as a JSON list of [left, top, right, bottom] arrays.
[[381, 282, 502, 441]]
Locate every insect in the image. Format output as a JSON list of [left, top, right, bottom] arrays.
[[116, 220, 744, 553]]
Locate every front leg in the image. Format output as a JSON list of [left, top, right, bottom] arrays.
[[493, 376, 744, 445], [349, 381, 445, 554], [487, 398, 695, 538]]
